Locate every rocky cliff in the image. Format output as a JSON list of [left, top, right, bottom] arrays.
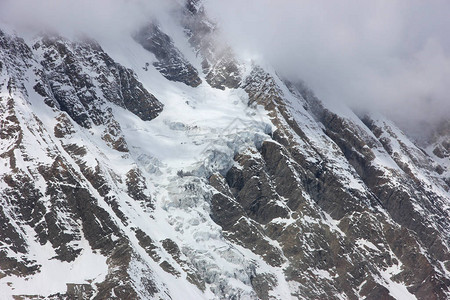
[[0, 1, 448, 299]]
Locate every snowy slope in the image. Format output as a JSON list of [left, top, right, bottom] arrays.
[[0, 1, 449, 299]]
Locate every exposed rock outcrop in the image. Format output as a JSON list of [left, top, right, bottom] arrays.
[[0, 2, 449, 299], [183, 0, 241, 89], [135, 23, 202, 87]]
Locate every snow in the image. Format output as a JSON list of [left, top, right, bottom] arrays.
[[355, 238, 380, 252], [322, 212, 345, 237], [80, 33, 286, 299], [1, 7, 449, 299], [273, 76, 371, 196], [0, 232, 107, 298], [311, 269, 333, 280], [0, 73, 109, 298], [375, 269, 417, 300]]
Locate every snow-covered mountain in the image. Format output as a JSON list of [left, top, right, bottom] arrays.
[[0, 1, 449, 299]]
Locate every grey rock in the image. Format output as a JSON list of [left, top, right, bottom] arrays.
[[135, 23, 202, 87]]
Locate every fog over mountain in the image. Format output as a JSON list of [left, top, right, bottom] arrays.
[[205, 0, 450, 140], [0, 0, 177, 38], [2, 0, 449, 139]]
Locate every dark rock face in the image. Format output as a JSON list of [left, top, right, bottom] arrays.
[[210, 142, 394, 298], [126, 168, 153, 209], [321, 112, 450, 298], [182, 0, 241, 89], [135, 23, 202, 87], [31, 36, 163, 153], [430, 120, 450, 166], [203, 49, 241, 90], [35, 36, 163, 125], [430, 120, 450, 189], [207, 65, 450, 299], [0, 90, 43, 278], [66, 283, 94, 299], [0, 30, 161, 299], [1, 4, 450, 299], [210, 170, 285, 268]]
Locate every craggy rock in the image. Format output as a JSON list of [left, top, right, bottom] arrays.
[[1, 4, 449, 299], [183, 0, 241, 89], [135, 23, 202, 87]]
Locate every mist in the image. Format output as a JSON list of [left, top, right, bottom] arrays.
[[0, 0, 176, 40], [1, 0, 448, 140], [204, 0, 450, 139]]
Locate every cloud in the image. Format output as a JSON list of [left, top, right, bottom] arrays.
[[0, 0, 176, 39], [1, 0, 448, 139], [204, 0, 450, 139]]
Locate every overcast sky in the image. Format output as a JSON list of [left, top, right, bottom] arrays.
[[1, 0, 448, 139], [205, 0, 450, 138], [0, 0, 176, 39]]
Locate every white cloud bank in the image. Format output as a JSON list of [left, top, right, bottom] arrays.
[[0, 0, 176, 39], [1, 0, 448, 139], [205, 0, 450, 139]]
